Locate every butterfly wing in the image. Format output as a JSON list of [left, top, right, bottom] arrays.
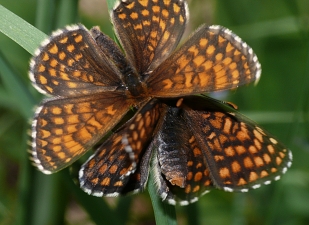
[[31, 92, 133, 174], [147, 25, 261, 97], [111, 0, 188, 74], [29, 24, 124, 97], [182, 96, 292, 192], [29, 24, 134, 173], [79, 99, 162, 196]]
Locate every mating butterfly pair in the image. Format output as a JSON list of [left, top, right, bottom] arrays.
[[29, 0, 292, 205]]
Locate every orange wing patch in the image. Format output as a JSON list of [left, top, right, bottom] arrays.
[[182, 96, 292, 192], [147, 25, 261, 97], [31, 92, 133, 173], [79, 99, 162, 196], [112, 0, 188, 73], [29, 24, 124, 97]]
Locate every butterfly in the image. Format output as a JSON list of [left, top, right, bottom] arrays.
[[29, 0, 292, 205]]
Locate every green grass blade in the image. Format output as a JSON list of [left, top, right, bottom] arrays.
[[148, 171, 177, 225], [35, 0, 55, 33], [186, 203, 200, 225], [115, 196, 133, 224], [0, 5, 47, 55], [14, 130, 34, 225], [0, 88, 16, 110], [0, 52, 36, 119], [0, 113, 18, 136], [30, 172, 68, 225], [56, 0, 79, 28]]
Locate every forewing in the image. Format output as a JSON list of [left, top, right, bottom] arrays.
[[119, 141, 154, 195], [147, 25, 261, 97], [29, 24, 124, 97], [153, 104, 213, 205], [111, 0, 188, 74], [31, 92, 133, 174], [182, 96, 292, 192], [79, 99, 162, 196]]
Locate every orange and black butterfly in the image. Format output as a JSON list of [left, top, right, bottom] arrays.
[[29, 0, 292, 205]]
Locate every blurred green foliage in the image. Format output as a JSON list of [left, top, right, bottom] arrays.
[[0, 0, 308, 224]]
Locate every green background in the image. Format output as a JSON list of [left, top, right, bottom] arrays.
[[0, 0, 308, 224]]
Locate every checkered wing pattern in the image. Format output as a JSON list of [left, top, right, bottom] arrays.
[[112, 0, 188, 74], [147, 25, 261, 97], [29, 24, 136, 174], [31, 92, 132, 174], [29, 24, 124, 97], [119, 142, 154, 195], [182, 96, 292, 192], [28, 0, 292, 205], [79, 99, 161, 196], [148, 96, 292, 205]]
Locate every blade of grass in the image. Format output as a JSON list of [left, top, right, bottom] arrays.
[[231, 193, 246, 225], [148, 170, 177, 225], [29, 172, 68, 225], [56, 0, 79, 28], [14, 129, 34, 225], [186, 203, 200, 225], [0, 113, 18, 137], [230, 16, 301, 40], [0, 52, 36, 119], [35, 0, 55, 33], [0, 88, 17, 110], [0, 5, 47, 55], [115, 196, 133, 224]]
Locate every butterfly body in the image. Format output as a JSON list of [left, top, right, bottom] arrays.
[[29, 0, 291, 205]]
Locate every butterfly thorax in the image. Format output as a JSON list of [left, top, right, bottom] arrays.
[[123, 68, 148, 97]]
